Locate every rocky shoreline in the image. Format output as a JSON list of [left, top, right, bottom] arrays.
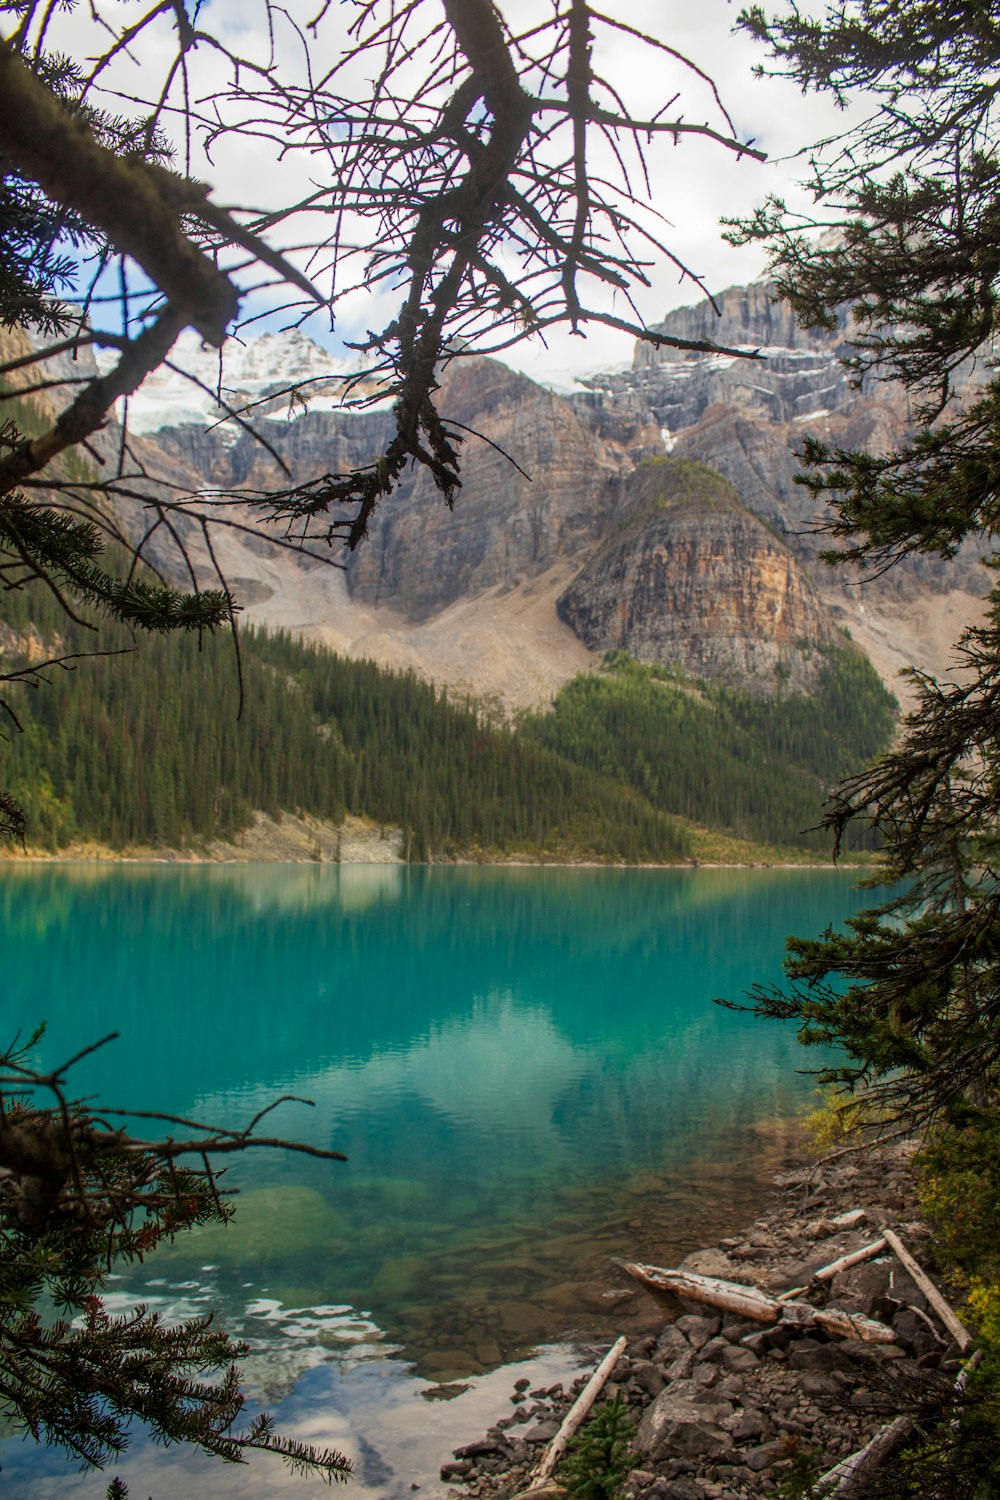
[[440, 1142, 966, 1499]]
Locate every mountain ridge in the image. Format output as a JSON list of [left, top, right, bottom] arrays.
[[38, 280, 989, 712]]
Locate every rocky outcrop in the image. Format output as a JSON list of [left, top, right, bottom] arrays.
[[135, 354, 642, 625], [576, 284, 853, 442], [638, 282, 848, 362], [557, 459, 836, 695]]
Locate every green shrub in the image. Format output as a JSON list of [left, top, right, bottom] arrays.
[[917, 1120, 1000, 1286]]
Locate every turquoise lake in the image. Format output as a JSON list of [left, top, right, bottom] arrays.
[[0, 863, 871, 1498]]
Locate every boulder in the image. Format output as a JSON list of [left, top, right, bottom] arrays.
[[744, 1440, 788, 1472], [632, 1361, 667, 1399], [718, 1345, 760, 1375], [728, 1406, 774, 1443], [635, 1387, 734, 1461], [664, 1351, 697, 1382]]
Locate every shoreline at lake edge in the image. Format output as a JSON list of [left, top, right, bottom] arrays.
[[0, 807, 878, 870], [440, 1139, 962, 1500]]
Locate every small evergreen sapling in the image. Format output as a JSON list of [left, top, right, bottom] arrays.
[[557, 1393, 634, 1500]]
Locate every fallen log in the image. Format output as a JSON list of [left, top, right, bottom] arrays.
[[882, 1227, 973, 1353], [507, 1485, 565, 1500], [531, 1334, 627, 1484], [816, 1415, 914, 1498], [619, 1261, 896, 1343], [955, 1347, 984, 1395], [819, 1347, 985, 1496], [776, 1236, 889, 1302]]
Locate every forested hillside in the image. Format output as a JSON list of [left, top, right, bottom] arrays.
[[521, 649, 897, 851], [0, 578, 691, 862], [0, 557, 896, 861]]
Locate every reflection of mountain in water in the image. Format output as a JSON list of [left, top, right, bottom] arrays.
[[4, 864, 860, 1102], [3, 865, 870, 1382]]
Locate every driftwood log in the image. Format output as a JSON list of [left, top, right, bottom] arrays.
[[777, 1235, 890, 1302], [531, 1334, 627, 1483], [619, 1262, 896, 1343], [882, 1228, 973, 1353], [816, 1415, 914, 1498], [818, 1349, 985, 1496]]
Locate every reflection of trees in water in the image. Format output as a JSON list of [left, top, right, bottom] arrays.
[[4, 864, 859, 1107], [4, 865, 863, 1377]]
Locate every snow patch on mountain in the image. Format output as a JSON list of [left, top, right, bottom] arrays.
[[113, 328, 390, 434]]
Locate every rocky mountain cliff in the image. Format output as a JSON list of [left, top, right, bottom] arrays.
[[344, 359, 651, 620], [558, 460, 835, 695], [97, 280, 989, 709]]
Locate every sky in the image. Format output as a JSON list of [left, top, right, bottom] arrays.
[[14, 0, 856, 383]]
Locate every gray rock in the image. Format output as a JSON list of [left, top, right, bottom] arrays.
[[729, 1407, 774, 1443], [524, 1423, 559, 1445], [798, 1373, 842, 1398], [679, 1249, 737, 1280], [718, 1345, 760, 1374], [804, 1217, 837, 1240], [893, 1307, 933, 1349], [744, 1440, 788, 1473], [454, 1439, 511, 1459], [700, 1337, 729, 1362], [720, 1321, 760, 1344], [635, 1389, 734, 1461], [660, 1481, 708, 1500], [674, 1316, 721, 1351], [441, 1461, 474, 1480], [787, 1341, 854, 1373], [887, 1266, 935, 1314], [656, 1325, 693, 1358], [665, 1351, 697, 1382], [830, 1260, 895, 1317], [632, 1360, 667, 1398], [831, 1209, 868, 1230]]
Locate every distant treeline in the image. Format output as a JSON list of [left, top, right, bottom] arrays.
[[0, 571, 895, 860], [520, 648, 897, 852]]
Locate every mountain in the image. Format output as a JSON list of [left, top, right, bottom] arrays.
[[4, 297, 915, 858], [109, 327, 391, 434], [558, 459, 835, 696], [95, 281, 988, 711]]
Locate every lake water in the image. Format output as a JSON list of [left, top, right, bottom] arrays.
[[0, 863, 868, 1498]]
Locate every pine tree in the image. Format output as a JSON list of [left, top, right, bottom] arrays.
[[727, 0, 1000, 1129], [724, 11, 1000, 1486]]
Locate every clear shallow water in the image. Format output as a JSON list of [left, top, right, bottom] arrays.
[[0, 863, 870, 1497]]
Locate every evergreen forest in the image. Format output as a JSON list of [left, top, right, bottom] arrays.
[[521, 648, 898, 853], [0, 573, 896, 861]]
